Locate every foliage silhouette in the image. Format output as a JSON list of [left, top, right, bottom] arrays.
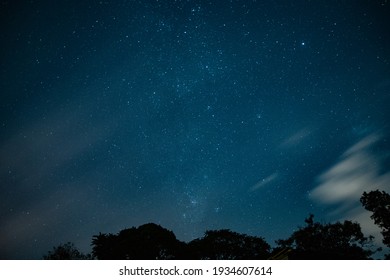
[[361, 190, 390, 247], [276, 215, 375, 259], [46, 209, 390, 260], [43, 242, 91, 260], [91, 224, 270, 260], [188, 229, 271, 259], [92, 223, 187, 259], [361, 190, 390, 259]]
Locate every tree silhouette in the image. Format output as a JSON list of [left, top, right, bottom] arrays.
[[43, 242, 91, 260], [46, 212, 390, 260], [276, 215, 375, 259], [188, 229, 271, 259], [90, 233, 118, 260], [92, 223, 187, 259], [361, 190, 390, 247]]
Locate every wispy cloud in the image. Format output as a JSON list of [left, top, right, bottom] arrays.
[[280, 128, 312, 148], [250, 172, 279, 191], [0, 95, 117, 258], [309, 133, 390, 247]]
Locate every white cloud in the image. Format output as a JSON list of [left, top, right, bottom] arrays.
[[344, 133, 380, 156], [309, 133, 390, 248]]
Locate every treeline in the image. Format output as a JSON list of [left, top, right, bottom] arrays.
[[44, 190, 390, 260]]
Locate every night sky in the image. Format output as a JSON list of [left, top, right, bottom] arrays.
[[1, 0, 390, 259]]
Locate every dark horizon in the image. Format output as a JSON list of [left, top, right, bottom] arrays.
[[1, 0, 389, 259]]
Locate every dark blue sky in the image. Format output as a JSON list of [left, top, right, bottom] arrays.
[[1, 0, 389, 259]]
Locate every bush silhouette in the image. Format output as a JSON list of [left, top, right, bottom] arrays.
[[43, 242, 91, 260]]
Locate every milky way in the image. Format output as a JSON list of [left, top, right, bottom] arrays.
[[1, 0, 389, 259]]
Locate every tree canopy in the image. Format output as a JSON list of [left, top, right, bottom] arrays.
[[91, 224, 271, 260], [91, 223, 187, 260], [44, 190, 390, 260], [276, 215, 375, 260], [188, 229, 271, 260]]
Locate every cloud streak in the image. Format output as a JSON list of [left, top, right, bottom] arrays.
[[280, 128, 312, 148], [250, 172, 279, 192]]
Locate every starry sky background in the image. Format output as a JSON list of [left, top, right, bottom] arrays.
[[1, 0, 390, 259]]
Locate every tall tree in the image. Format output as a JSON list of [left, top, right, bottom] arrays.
[[91, 233, 118, 260], [276, 215, 375, 259], [361, 190, 390, 247]]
